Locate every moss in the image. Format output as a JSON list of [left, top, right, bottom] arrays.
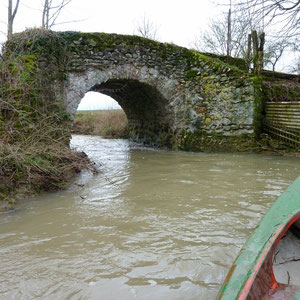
[[59, 31, 191, 60], [204, 118, 212, 125], [262, 81, 300, 102], [194, 52, 244, 77], [262, 70, 300, 82], [56, 31, 246, 79], [252, 76, 267, 137], [203, 82, 221, 96], [177, 130, 257, 152], [186, 69, 198, 78], [201, 53, 248, 71]]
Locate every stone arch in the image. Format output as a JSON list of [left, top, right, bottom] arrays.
[[65, 65, 180, 146], [91, 79, 174, 144]]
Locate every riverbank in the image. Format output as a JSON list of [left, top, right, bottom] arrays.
[[0, 142, 96, 212], [72, 110, 129, 138], [0, 29, 97, 211]]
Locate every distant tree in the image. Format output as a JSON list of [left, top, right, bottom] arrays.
[[192, 8, 292, 73], [42, 0, 72, 29], [290, 57, 300, 74], [7, 0, 20, 39], [264, 37, 291, 71], [192, 12, 251, 58], [288, 39, 300, 74], [134, 14, 159, 40]]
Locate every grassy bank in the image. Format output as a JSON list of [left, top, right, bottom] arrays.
[[72, 110, 129, 138]]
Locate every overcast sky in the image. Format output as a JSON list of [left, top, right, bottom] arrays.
[[1, 0, 222, 46]]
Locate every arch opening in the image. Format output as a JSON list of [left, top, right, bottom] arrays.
[[89, 79, 175, 147]]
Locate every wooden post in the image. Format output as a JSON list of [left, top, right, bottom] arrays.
[[257, 32, 265, 74]]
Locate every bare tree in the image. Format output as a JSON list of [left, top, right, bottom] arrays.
[[192, 12, 251, 58], [134, 14, 159, 40], [192, 11, 293, 73], [233, 0, 300, 37], [42, 0, 72, 29], [251, 29, 265, 74], [289, 57, 300, 74], [264, 37, 291, 71], [7, 0, 20, 39]]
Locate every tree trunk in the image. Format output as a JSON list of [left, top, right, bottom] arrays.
[[257, 32, 265, 74], [7, 0, 20, 39], [252, 30, 259, 74], [7, 0, 13, 39], [42, 0, 49, 29], [245, 33, 252, 72], [226, 8, 232, 61], [251, 30, 265, 75]]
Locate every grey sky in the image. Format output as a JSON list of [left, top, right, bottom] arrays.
[[1, 0, 220, 46]]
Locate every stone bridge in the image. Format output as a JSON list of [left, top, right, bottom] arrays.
[[7, 30, 262, 151]]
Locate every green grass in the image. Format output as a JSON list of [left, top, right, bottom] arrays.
[[72, 110, 129, 138]]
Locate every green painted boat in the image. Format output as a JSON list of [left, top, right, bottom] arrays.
[[217, 176, 300, 300]]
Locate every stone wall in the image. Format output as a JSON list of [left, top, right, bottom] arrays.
[[59, 31, 256, 149]]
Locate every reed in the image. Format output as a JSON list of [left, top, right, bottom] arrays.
[[72, 110, 129, 138]]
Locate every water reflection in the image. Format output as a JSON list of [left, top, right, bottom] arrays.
[[0, 135, 299, 299]]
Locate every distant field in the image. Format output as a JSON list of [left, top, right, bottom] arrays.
[[72, 110, 128, 138]]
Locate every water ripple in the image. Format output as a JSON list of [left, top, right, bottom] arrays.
[[0, 135, 299, 299]]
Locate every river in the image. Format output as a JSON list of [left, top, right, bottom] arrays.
[[0, 135, 299, 300]]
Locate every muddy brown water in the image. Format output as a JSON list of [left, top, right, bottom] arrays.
[[1, 135, 299, 300]]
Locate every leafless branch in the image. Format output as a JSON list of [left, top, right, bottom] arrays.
[[42, 0, 73, 29], [50, 18, 86, 27], [7, 0, 21, 39], [232, 0, 300, 37], [134, 14, 159, 41]]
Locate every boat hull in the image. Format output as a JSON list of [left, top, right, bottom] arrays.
[[217, 176, 300, 300]]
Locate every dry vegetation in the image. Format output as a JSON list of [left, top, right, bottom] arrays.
[[0, 29, 97, 210], [72, 110, 129, 138]]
